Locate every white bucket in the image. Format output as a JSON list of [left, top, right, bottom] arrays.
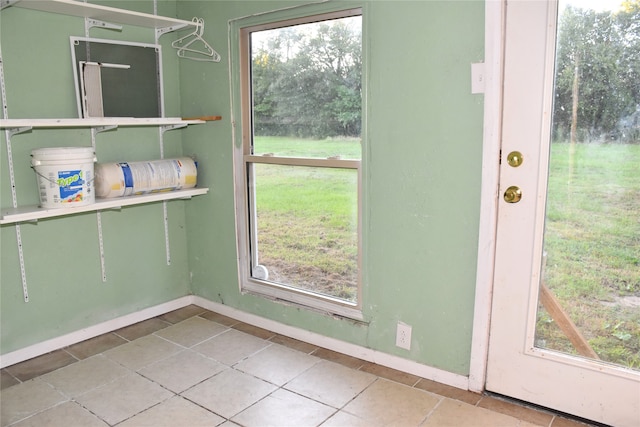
[[31, 147, 96, 208], [94, 157, 198, 198]]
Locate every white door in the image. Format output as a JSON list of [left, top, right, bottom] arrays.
[[486, 1, 640, 426]]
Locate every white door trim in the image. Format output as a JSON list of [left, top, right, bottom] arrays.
[[468, 0, 506, 393]]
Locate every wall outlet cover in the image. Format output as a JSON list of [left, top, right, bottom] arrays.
[[396, 321, 412, 350]]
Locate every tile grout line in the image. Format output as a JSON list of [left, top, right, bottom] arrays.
[[62, 348, 81, 363], [111, 331, 134, 342], [4, 381, 72, 427], [419, 395, 446, 426], [2, 368, 22, 388], [72, 395, 115, 427], [254, 361, 383, 426], [177, 387, 230, 424]]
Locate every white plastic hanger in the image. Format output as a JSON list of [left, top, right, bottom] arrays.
[[172, 17, 221, 62]]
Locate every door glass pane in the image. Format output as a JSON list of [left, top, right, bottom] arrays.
[[251, 163, 359, 302], [536, 0, 640, 369]]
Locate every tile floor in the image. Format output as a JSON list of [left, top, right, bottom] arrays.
[[1, 305, 596, 427]]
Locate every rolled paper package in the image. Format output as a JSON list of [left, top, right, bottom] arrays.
[[95, 157, 197, 198]]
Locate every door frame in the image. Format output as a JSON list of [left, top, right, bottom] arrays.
[[469, 0, 505, 393]]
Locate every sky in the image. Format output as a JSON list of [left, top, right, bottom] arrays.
[[562, 0, 626, 12]]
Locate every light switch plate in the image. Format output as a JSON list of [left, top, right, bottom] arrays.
[[471, 62, 485, 94]]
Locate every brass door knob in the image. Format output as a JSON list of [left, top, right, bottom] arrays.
[[507, 151, 524, 167], [504, 186, 522, 203]]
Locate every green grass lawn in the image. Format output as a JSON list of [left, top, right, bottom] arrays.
[[253, 136, 362, 159], [538, 142, 640, 368], [252, 136, 360, 301]]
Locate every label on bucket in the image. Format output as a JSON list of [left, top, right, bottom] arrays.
[[57, 169, 86, 204], [31, 146, 95, 208]]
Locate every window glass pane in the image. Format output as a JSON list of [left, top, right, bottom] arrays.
[[250, 16, 362, 159], [251, 163, 358, 302]]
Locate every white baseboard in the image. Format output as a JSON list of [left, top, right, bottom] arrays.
[[193, 297, 470, 391], [0, 296, 194, 368], [1, 294, 470, 393]]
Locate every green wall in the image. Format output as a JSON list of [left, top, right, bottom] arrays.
[[179, 0, 484, 375], [1, 0, 484, 377], [0, 1, 192, 354]]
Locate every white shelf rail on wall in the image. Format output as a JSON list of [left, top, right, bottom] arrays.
[[0, 0, 218, 302], [0, 0, 220, 60], [0, 44, 30, 302], [0, 0, 199, 33], [0, 117, 205, 129], [0, 118, 210, 296], [0, 0, 219, 48]]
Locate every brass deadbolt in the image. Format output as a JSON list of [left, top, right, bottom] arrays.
[[507, 151, 524, 167], [504, 186, 522, 203]]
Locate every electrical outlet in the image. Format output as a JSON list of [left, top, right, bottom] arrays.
[[395, 321, 412, 350]]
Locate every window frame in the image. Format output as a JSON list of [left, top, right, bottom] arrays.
[[233, 7, 364, 320]]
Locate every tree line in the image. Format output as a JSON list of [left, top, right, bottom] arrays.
[[553, 0, 640, 143], [251, 18, 362, 139]]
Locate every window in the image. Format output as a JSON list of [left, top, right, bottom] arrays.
[[234, 9, 363, 318]]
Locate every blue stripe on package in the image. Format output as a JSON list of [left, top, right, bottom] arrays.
[[119, 163, 133, 189]]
